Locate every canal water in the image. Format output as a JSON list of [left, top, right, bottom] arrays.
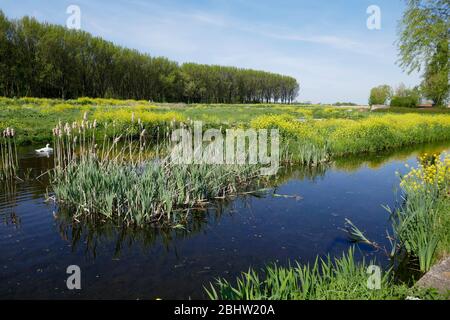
[[1, 142, 449, 299]]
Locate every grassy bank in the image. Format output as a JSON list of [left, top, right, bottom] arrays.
[[2, 97, 450, 162], [206, 154, 450, 300], [206, 248, 440, 300], [373, 106, 450, 114], [251, 114, 450, 161], [0, 97, 365, 145], [393, 153, 450, 271], [0, 97, 186, 145]]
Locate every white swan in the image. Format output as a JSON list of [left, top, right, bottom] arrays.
[[35, 144, 53, 153]]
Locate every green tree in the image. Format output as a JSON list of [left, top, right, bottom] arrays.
[[398, 0, 449, 106], [0, 11, 13, 96], [369, 85, 392, 105], [421, 40, 449, 106], [390, 84, 421, 108]]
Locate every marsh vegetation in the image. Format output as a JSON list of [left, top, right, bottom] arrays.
[[49, 114, 268, 226], [0, 127, 18, 180], [206, 248, 441, 300], [1, 97, 450, 299]]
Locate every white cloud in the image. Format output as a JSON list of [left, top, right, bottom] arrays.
[[6, 0, 419, 104]]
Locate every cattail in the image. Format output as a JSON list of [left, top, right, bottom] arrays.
[[93, 119, 97, 128], [83, 111, 88, 121]]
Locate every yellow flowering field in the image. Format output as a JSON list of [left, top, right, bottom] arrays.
[[251, 113, 450, 159]]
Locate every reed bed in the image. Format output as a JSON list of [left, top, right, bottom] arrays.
[[0, 127, 18, 180], [50, 113, 263, 226]]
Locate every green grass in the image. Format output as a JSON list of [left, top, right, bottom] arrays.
[[374, 106, 450, 114], [436, 199, 450, 259], [0, 97, 169, 144], [169, 103, 367, 124], [0, 97, 369, 145], [206, 247, 443, 300], [388, 192, 442, 272], [2, 97, 450, 168]]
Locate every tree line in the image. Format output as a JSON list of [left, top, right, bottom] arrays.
[[369, 84, 421, 108], [0, 11, 299, 103]]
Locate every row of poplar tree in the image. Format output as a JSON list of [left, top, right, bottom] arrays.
[[0, 11, 299, 103]]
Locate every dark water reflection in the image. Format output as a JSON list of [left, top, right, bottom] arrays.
[[1, 142, 449, 299]]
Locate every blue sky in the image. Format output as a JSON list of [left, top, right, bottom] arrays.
[[1, 0, 421, 104]]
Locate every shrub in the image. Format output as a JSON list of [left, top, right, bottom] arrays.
[[390, 95, 419, 108], [369, 85, 392, 105], [390, 84, 420, 108]]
